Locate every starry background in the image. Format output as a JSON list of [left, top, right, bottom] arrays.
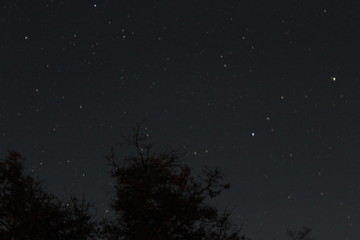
[[1, 1, 360, 239]]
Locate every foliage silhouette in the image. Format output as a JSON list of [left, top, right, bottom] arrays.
[[101, 124, 248, 240], [0, 131, 314, 240], [0, 151, 98, 240], [286, 226, 314, 240]]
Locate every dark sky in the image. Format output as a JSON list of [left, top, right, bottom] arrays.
[[1, 1, 360, 239]]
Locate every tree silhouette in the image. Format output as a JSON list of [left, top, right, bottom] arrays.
[[101, 124, 247, 240], [0, 151, 98, 240], [287, 226, 314, 240], [0, 136, 314, 240]]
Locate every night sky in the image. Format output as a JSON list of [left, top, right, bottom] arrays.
[[1, 1, 360, 239]]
